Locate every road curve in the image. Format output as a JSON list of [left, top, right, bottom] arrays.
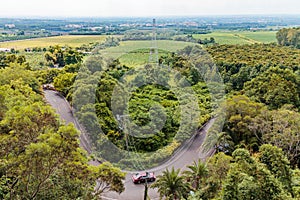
[[43, 90, 96, 159], [44, 89, 215, 200]]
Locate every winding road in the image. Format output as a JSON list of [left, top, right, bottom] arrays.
[[44, 89, 215, 200]]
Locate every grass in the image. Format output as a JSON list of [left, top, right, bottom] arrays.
[[0, 35, 107, 50], [1, 31, 277, 68], [118, 49, 170, 67], [21, 52, 46, 69], [193, 31, 277, 45], [101, 40, 195, 67], [237, 31, 277, 43], [101, 40, 195, 58]]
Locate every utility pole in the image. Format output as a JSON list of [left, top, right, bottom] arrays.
[[144, 179, 148, 200], [149, 18, 158, 65], [116, 114, 130, 151]]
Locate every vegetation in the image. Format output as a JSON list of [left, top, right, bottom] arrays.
[[151, 167, 191, 200], [154, 145, 300, 200], [206, 43, 300, 93], [0, 35, 107, 49], [101, 40, 196, 61], [0, 47, 125, 199], [44, 45, 83, 67], [277, 27, 300, 48], [0, 20, 299, 199], [193, 31, 277, 45], [72, 46, 215, 169]]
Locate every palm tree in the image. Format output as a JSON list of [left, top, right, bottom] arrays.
[[183, 159, 208, 190], [151, 167, 190, 200], [202, 130, 234, 154]]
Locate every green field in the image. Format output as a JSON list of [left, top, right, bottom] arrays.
[[101, 40, 195, 67], [0, 31, 277, 50], [193, 31, 277, 45], [118, 49, 171, 67], [0, 35, 107, 49], [0, 31, 277, 68], [237, 31, 277, 43], [101, 40, 196, 58]]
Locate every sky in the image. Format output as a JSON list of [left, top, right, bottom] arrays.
[[0, 0, 299, 17]]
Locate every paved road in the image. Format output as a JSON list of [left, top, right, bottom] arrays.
[[44, 89, 215, 200], [44, 90, 94, 156]]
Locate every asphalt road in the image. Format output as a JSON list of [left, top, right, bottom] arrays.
[[44, 89, 215, 200]]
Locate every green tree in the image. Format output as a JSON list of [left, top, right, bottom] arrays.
[[92, 162, 126, 196], [244, 67, 300, 109], [222, 95, 265, 152], [250, 108, 300, 167], [277, 28, 300, 48], [151, 167, 190, 200], [258, 144, 294, 197], [64, 48, 83, 65], [0, 72, 125, 199], [202, 152, 232, 199], [53, 72, 77, 98], [222, 148, 290, 200], [183, 160, 208, 190]]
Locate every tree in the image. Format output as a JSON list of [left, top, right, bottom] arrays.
[[205, 152, 232, 198], [183, 160, 208, 190], [222, 95, 265, 152], [258, 144, 294, 197], [151, 167, 190, 200], [0, 74, 126, 199], [45, 46, 83, 68], [292, 169, 300, 198], [84, 54, 105, 74], [53, 72, 77, 98], [222, 148, 290, 200], [244, 67, 300, 109], [92, 162, 126, 196], [277, 28, 300, 48], [64, 48, 83, 65], [0, 63, 40, 93], [250, 108, 300, 167]]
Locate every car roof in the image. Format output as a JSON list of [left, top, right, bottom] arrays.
[[135, 172, 153, 176]]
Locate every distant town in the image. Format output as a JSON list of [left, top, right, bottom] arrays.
[[0, 15, 299, 42]]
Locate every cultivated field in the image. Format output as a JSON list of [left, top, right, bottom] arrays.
[[101, 40, 195, 67], [193, 31, 277, 45], [0, 35, 107, 49], [0, 31, 277, 68]]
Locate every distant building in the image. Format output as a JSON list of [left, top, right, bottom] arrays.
[[4, 24, 15, 29], [90, 27, 103, 31], [65, 24, 83, 29], [0, 48, 11, 52]]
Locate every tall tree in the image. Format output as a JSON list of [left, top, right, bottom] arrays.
[[250, 108, 300, 167], [258, 144, 294, 197], [151, 167, 190, 200], [183, 160, 208, 190]]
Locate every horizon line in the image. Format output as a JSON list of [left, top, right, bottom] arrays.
[[0, 13, 300, 19]]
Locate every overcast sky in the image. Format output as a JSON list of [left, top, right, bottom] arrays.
[[0, 0, 299, 17]]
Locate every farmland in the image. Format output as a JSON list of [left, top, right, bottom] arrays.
[[0, 31, 277, 68], [101, 40, 195, 67], [0, 35, 107, 49], [0, 31, 277, 51], [101, 40, 195, 58], [193, 31, 277, 44]]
